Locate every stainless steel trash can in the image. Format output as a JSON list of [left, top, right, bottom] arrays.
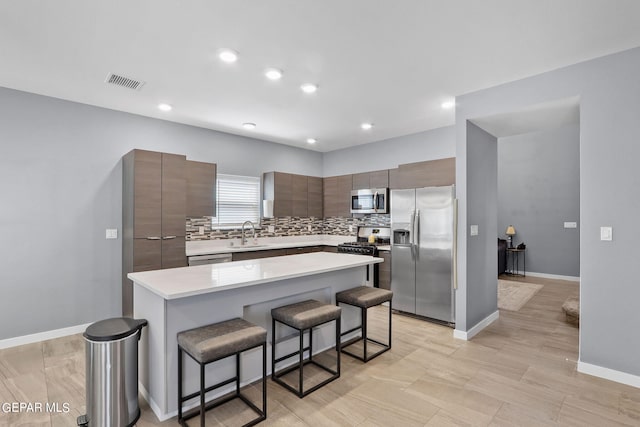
[[77, 317, 147, 427]]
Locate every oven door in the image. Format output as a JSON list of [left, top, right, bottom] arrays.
[[351, 188, 388, 214]]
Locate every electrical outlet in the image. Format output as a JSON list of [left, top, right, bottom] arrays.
[[349, 225, 354, 232], [600, 226, 612, 241], [307, 224, 312, 232], [198, 226, 205, 235], [268, 225, 275, 233], [470, 225, 479, 236], [564, 222, 577, 229], [105, 229, 118, 239]]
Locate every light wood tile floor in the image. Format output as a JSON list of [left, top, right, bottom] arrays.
[[2, 276, 640, 426]]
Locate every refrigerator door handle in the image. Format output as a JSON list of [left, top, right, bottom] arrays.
[[374, 191, 378, 213], [409, 210, 416, 245], [414, 210, 420, 246]]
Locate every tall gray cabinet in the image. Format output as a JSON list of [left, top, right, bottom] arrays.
[[122, 149, 187, 316]]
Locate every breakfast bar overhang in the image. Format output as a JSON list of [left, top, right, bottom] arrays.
[[129, 252, 382, 421]]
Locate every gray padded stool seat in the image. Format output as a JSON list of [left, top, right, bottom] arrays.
[[271, 300, 341, 397], [336, 286, 393, 362], [177, 318, 267, 427]]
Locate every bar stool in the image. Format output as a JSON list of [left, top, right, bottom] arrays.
[[336, 286, 393, 362], [177, 318, 267, 427], [271, 299, 341, 397]]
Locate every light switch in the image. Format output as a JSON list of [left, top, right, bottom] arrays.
[[106, 229, 118, 239], [470, 225, 479, 236], [349, 225, 354, 232], [268, 225, 275, 233], [600, 226, 612, 241], [307, 224, 312, 232], [564, 222, 577, 229], [198, 226, 205, 235]]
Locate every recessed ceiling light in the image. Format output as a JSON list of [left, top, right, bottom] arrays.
[[158, 103, 172, 112], [265, 68, 283, 80], [441, 100, 456, 109], [300, 83, 318, 94], [242, 122, 256, 130], [361, 123, 373, 130], [218, 48, 238, 63], [306, 138, 317, 144]]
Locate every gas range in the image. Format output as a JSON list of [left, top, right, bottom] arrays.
[[337, 242, 379, 256], [337, 226, 391, 256]]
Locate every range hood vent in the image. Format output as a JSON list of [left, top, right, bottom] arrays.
[[105, 73, 145, 91]]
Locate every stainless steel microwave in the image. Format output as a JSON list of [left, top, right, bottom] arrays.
[[351, 188, 389, 214]]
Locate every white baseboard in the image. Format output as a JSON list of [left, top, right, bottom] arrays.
[[453, 310, 499, 341], [0, 323, 92, 350], [139, 383, 170, 422], [578, 361, 640, 389], [526, 271, 580, 282]]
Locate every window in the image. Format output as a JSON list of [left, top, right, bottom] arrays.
[[213, 174, 261, 227]]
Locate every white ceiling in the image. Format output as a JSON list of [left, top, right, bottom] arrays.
[[471, 96, 580, 138], [1, 1, 640, 152]]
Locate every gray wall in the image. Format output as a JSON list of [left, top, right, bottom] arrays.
[[322, 125, 455, 176], [498, 124, 580, 277], [455, 46, 640, 377], [0, 86, 322, 341], [465, 122, 498, 329]]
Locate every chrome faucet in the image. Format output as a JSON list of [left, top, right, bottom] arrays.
[[241, 221, 256, 245]]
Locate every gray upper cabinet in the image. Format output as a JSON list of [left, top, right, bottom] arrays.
[[337, 174, 352, 216], [323, 176, 338, 217], [369, 170, 389, 188], [352, 170, 389, 189], [324, 174, 352, 217], [292, 174, 308, 217], [307, 176, 323, 218], [264, 171, 321, 217], [389, 158, 455, 189], [352, 172, 370, 190], [186, 160, 216, 218], [273, 172, 292, 217]]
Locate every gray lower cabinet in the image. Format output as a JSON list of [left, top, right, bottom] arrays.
[[232, 249, 288, 261], [323, 245, 338, 253], [378, 251, 391, 290], [286, 246, 323, 255], [231, 246, 325, 261]]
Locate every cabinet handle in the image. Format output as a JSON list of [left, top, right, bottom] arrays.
[[163, 236, 177, 240], [146, 236, 161, 240]]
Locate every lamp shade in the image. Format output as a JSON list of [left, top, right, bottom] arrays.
[[505, 225, 516, 236]]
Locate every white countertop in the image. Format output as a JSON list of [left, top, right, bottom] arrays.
[[129, 252, 382, 300], [186, 234, 351, 256]]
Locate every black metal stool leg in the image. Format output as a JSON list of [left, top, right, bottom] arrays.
[[336, 317, 341, 374], [298, 328, 304, 397], [200, 363, 205, 427], [271, 317, 276, 379], [388, 300, 393, 350], [262, 343, 267, 418], [362, 306, 368, 361], [178, 347, 183, 422]]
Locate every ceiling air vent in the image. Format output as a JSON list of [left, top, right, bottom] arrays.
[[105, 73, 145, 91]]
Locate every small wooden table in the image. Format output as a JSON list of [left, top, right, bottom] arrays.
[[506, 248, 526, 277]]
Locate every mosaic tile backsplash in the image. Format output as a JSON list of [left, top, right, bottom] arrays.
[[186, 215, 390, 241]]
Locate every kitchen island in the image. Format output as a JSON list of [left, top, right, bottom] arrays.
[[129, 252, 382, 421]]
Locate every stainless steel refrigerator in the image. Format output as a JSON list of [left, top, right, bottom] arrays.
[[391, 185, 456, 324]]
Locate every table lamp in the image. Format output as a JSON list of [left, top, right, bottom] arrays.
[[505, 225, 516, 248]]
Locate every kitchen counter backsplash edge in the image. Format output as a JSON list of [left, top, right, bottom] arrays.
[[186, 215, 390, 241]]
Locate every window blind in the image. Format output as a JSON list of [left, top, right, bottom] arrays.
[[214, 174, 261, 226]]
